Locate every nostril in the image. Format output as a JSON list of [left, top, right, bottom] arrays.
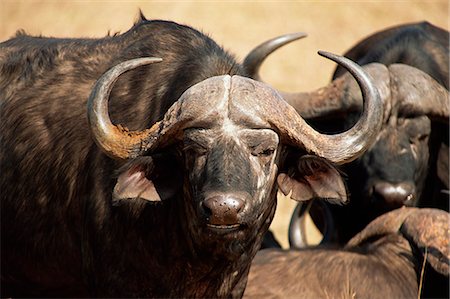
[[202, 195, 245, 225], [201, 201, 213, 218], [373, 181, 416, 207]]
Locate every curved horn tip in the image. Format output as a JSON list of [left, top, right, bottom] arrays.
[[317, 50, 343, 61], [262, 32, 308, 52], [306, 49, 382, 164], [282, 32, 308, 41], [243, 33, 307, 81], [136, 57, 163, 64], [317, 51, 360, 72]]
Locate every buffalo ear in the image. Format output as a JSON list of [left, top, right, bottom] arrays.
[[114, 164, 162, 203], [277, 155, 348, 204], [113, 155, 182, 205]]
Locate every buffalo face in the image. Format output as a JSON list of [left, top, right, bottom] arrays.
[[351, 115, 431, 212], [183, 128, 279, 230], [111, 126, 280, 256], [180, 127, 280, 255]]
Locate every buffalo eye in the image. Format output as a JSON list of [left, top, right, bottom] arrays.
[[398, 116, 431, 160], [242, 129, 279, 160], [183, 129, 212, 157], [409, 133, 429, 144], [409, 133, 429, 161], [251, 146, 275, 157], [184, 143, 208, 157], [250, 143, 276, 166]]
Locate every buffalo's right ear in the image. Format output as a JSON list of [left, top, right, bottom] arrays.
[[113, 154, 182, 205], [277, 155, 348, 204]]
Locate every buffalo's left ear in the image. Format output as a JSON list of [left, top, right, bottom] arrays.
[[113, 154, 182, 205], [277, 155, 348, 204]]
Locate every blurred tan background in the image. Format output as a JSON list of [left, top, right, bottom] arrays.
[[1, 0, 448, 248]]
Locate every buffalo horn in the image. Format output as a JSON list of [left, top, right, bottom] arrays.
[[89, 53, 382, 164], [88, 58, 230, 160], [390, 64, 449, 123], [87, 57, 163, 159], [288, 201, 335, 249], [270, 51, 383, 164], [242, 33, 378, 120], [243, 32, 307, 80]]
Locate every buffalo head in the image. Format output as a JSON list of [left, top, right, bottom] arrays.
[[301, 64, 448, 245], [87, 53, 382, 254], [327, 64, 449, 207]]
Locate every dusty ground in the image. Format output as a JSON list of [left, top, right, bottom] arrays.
[[1, 0, 448, 248]]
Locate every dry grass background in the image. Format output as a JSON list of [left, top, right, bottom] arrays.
[[1, 0, 448, 248]]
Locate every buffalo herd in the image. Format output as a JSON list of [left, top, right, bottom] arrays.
[[1, 12, 448, 299]]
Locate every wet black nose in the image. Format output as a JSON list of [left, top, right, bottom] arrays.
[[202, 195, 245, 226], [373, 181, 415, 208]]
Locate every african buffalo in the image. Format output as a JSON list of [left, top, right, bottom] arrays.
[[291, 62, 449, 246], [0, 16, 382, 297], [244, 208, 450, 299], [244, 23, 449, 246], [307, 22, 450, 244]]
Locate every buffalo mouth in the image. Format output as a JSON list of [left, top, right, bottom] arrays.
[[204, 223, 248, 236], [206, 223, 241, 232]]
